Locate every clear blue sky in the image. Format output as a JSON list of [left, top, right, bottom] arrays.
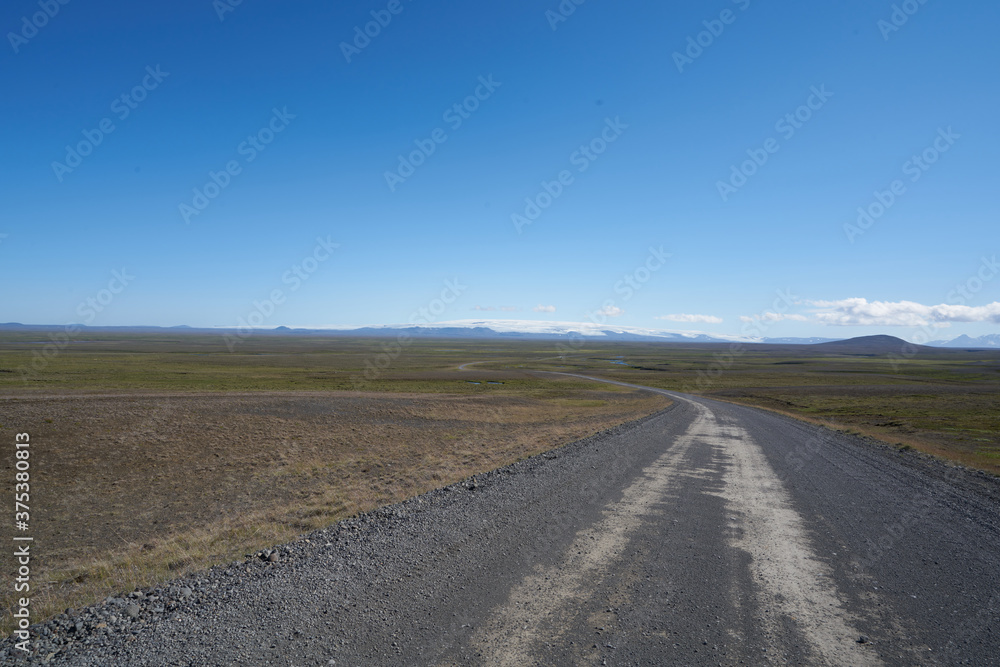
[[2, 0, 998, 342]]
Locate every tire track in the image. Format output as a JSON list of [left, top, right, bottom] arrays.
[[470, 404, 708, 664], [473, 381, 882, 666], [683, 396, 883, 666]]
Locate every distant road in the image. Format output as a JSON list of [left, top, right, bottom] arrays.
[[7, 377, 1000, 665]]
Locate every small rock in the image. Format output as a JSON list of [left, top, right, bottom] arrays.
[[125, 605, 140, 619], [268, 552, 279, 563], [857, 635, 869, 644]]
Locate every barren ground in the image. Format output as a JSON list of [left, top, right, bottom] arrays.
[[0, 386, 669, 632]]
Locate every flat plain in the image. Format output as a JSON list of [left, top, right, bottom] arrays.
[[0, 332, 669, 633], [1, 330, 998, 636]]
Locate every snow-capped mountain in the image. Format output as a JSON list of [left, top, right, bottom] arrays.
[[927, 334, 1000, 348], [339, 320, 836, 345]]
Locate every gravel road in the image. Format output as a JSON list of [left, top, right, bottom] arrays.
[[4, 380, 999, 665]]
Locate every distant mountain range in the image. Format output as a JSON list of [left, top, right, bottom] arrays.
[[0, 320, 996, 348], [344, 320, 751, 343], [927, 333, 1000, 348], [0, 319, 810, 344]]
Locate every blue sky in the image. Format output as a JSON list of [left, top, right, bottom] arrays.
[[2, 0, 998, 342]]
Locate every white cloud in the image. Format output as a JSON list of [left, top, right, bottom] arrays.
[[808, 298, 1000, 326], [500, 306, 518, 312], [655, 313, 722, 324], [532, 304, 555, 313], [472, 305, 495, 312], [739, 312, 809, 323], [595, 305, 624, 318]]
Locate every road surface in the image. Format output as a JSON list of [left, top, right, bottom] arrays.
[[5, 379, 999, 665]]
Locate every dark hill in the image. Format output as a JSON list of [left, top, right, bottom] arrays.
[[810, 335, 935, 355]]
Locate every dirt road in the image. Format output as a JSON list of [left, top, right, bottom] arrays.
[[4, 383, 999, 665]]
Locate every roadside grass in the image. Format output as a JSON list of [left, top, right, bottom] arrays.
[[0, 346, 669, 634], [535, 346, 1000, 475]]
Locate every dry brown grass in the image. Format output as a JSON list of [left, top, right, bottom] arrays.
[[0, 386, 669, 633]]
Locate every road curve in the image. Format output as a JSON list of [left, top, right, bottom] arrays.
[[5, 381, 1000, 665]]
